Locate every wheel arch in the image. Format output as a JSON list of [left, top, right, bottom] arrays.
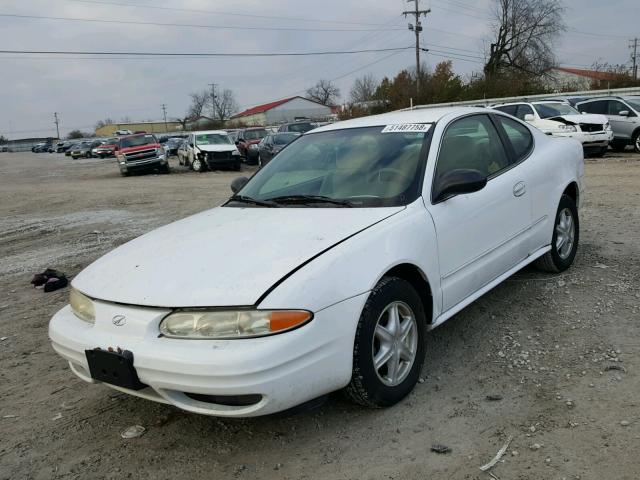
[[382, 263, 433, 324], [562, 181, 579, 206]]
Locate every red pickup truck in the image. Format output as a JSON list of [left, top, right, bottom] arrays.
[[115, 134, 169, 176]]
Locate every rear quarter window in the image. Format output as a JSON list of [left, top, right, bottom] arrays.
[[495, 116, 534, 162]]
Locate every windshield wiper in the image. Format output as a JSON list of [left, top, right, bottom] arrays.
[[228, 195, 279, 207], [266, 195, 353, 207]]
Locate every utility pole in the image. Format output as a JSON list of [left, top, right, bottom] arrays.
[[161, 104, 168, 132], [53, 112, 60, 139], [403, 0, 430, 100], [208, 83, 218, 121], [630, 38, 639, 80]]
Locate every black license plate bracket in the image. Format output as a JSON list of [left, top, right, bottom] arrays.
[[85, 349, 147, 390]]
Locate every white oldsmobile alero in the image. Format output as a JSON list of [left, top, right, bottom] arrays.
[[49, 107, 584, 417]]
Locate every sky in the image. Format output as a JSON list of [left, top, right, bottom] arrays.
[[0, 0, 638, 139]]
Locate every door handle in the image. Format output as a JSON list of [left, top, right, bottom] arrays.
[[513, 181, 526, 197]]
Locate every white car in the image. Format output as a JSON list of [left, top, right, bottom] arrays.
[[177, 130, 242, 172], [491, 101, 613, 157], [49, 107, 584, 417]]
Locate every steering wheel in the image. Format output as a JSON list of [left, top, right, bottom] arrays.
[[367, 168, 410, 184]]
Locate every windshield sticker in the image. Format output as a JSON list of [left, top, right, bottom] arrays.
[[381, 123, 431, 133]]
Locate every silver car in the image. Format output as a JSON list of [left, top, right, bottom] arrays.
[[576, 96, 640, 153]]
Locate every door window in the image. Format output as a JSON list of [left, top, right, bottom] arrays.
[[435, 115, 510, 183], [578, 100, 606, 114], [515, 104, 535, 121], [494, 116, 534, 162], [494, 105, 517, 116], [607, 100, 632, 116]]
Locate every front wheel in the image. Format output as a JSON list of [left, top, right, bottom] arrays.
[[633, 131, 640, 153], [191, 155, 205, 173], [346, 277, 426, 408], [535, 194, 579, 273]]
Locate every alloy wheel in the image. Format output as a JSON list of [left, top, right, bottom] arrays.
[[372, 301, 418, 387], [555, 208, 575, 260]]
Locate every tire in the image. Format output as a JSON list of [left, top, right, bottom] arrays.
[[535, 194, 579, 273], [345, 276, 426, 408], [633, 131, 640, 154], [234, 161, 242, 172], [160, 164, 170, 174], [191, 155, 205, 173]]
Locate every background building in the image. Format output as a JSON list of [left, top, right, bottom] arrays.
[[544, 67, 621, 91], [230, 96, 333, 126], [95, 121, 183, 136]]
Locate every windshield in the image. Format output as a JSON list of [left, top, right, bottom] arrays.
[[120, 135, 157, 148], [244, 129, 268, 141], [534, 103, 580, 118], [287, 123, 313, 133], [625, 98, 640, 112], [234, 126, 430, 208], [195, 133, 231, 145], [273, 133, 300, 145]]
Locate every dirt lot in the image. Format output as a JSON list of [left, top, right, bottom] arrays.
[[1, 151, 639, 480]]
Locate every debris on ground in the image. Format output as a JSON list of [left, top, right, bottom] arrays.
[[605, 365, 626, 373], [431, 444, 452, 454], [30, 268, 69, 292], [479, 435, 513, 472], [52, 413, 63, 421], [121, 425, 146, 439], [486, 394, 503, 401]]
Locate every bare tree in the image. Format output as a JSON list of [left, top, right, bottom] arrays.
[[187, 90, 209, 118], [213, 88, 239, 123], [306, 79, 341, 105], [349, 73, 378, 104], [485, 0, 565, 76], [94, 118, 114, 130]]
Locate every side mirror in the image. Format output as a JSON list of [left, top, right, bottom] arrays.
[[230, 176, 249, 194], [434, 169, 487, 203], [524, 114, 535, 122], [618, 110, 629, 117]]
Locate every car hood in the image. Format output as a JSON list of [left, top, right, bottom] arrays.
[[73, 206, 404, 308], [547, 113, 608, 125], [196, 144, 236, 153]]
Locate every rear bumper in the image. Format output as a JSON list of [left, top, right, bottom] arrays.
[[48, 294, 365, 417]]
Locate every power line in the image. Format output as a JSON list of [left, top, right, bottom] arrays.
[[0, 13, 405, 33], [0, 46, 412, 58], [68, 0, 406, 27], [403, 0, 431, 98]]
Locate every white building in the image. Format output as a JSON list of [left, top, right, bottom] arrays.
[[544, 67, 620, 91], [231, 96, 334, 126]]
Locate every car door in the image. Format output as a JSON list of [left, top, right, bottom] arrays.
[[606, 100, 636, 140], [428, 113, 532, 311]]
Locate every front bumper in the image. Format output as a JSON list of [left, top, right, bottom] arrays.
[[120, 156, 167, 172], [48, 294, 364, 417], [551, 130, 613, 147]]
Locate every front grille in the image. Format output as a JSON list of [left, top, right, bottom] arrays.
[[207, 151, 233, 161], [580, 123, 604, 133], [124, 148, 157, 161]]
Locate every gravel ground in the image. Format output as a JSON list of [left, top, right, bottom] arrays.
[[0, 150, 639, 480]]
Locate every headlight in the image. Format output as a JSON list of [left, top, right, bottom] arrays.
[[159, 309, 312, 339], [558, 125, 577, 132], [605, 122, 611, 130], [70, 288, 95, 324], [249, 144, 259, 150], [232, 149, 240, 156]]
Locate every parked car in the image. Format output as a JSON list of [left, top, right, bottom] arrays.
[[114, 129, 133, 136], [55, 142, 66, 153], [576, 96, 640, 153], [235, 127, 269, 164], [32, 143, 48, 153], [115, 133, 169, 176], [93, 138, 119, 158], [65, 142, 81, 156], [277, 121, 315, 134], [49, 107, 583, 418], [71, 140, 102, 159], [543, 96, 591, 107], [491, 101, 612, 157], [257, 132, 301, 167], [162, 137, 183, 157], [177, 130, 241, 172]]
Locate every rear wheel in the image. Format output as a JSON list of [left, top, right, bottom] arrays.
[[535, 194, 579, 273], [346, 277, 426, 408]]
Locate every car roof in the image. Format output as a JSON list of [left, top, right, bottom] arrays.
[[191, 130, 228, 135], [312, 107, 483, 133]]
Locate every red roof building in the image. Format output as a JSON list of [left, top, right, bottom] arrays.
[[231, 96, 334, 126]]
